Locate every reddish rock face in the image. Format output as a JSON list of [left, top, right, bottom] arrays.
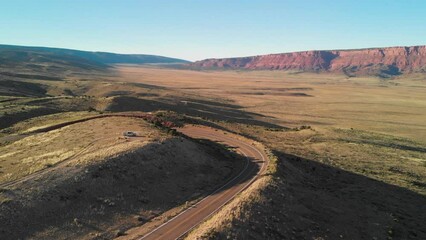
[[191, 46, 426, 76]]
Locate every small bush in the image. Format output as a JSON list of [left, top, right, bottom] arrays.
[[45, 163, 54, 168]]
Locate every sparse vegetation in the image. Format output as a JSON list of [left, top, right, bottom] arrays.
[[114, 66, 425, 240], [0, 61, 425, 240], [0, 117, 243, 239]]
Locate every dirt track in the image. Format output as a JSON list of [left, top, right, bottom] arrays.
[[120, 125, 268, 240]]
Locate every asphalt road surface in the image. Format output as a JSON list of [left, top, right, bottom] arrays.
[[131, 125, 268, 240]]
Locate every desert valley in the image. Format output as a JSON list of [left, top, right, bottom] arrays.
[[0, 43, 424, 240]]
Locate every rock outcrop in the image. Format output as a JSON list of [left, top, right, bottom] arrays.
[[191, 46, 426, 76]]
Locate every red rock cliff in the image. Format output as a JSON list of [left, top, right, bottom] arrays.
[[191, 46, 426, 76]]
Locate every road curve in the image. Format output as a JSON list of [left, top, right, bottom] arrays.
[[0, 114, 268, 239], [131, 125, 268, 240]]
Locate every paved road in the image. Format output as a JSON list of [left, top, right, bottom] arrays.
[[1, 114, 268, 239], [130, 125, 268, 240]]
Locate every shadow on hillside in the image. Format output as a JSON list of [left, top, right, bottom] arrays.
[[0, 107, 61, 130], [107, 96, 284, 129], [347, 139, 426, 153], [0, 138, 259, 239], [257, 150, 426, 239]]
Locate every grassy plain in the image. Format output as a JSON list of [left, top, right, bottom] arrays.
[[114, 66, 426, 239], [115, 66, 426, 143], [0, 62, 425, 239], [115, 66, 426, 191]]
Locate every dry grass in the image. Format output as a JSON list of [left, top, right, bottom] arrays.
[[113, 66, 426, 239], [11, 111, 98, 133], [0, 114, 242, 239], [115, 66, 426, 143], [114, 65, 426, 195], [1, 64, 425, 239], [0, 116, 163, 184]]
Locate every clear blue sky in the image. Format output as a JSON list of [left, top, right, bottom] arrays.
[[0, 0, 425, 61]]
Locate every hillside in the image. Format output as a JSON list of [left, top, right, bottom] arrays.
[[0, 116, 242, 239], [0, 47, 108, 72], [191, 45, 426, 77], [0, 44, 189, 102], [0, 44, 189, 65]]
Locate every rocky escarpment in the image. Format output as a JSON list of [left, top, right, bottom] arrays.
[[191, 46, 426, 76]]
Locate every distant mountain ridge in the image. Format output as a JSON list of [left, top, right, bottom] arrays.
[[191, 46, 426, 76], [0, 44, 189, 66]]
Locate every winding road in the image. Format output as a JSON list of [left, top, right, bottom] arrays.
[[0, 114, 268, 240], [123, 125, 268, 240]]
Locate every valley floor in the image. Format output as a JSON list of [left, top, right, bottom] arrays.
[[115, 66, 426, 239], [0, 65, 425, 239]]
